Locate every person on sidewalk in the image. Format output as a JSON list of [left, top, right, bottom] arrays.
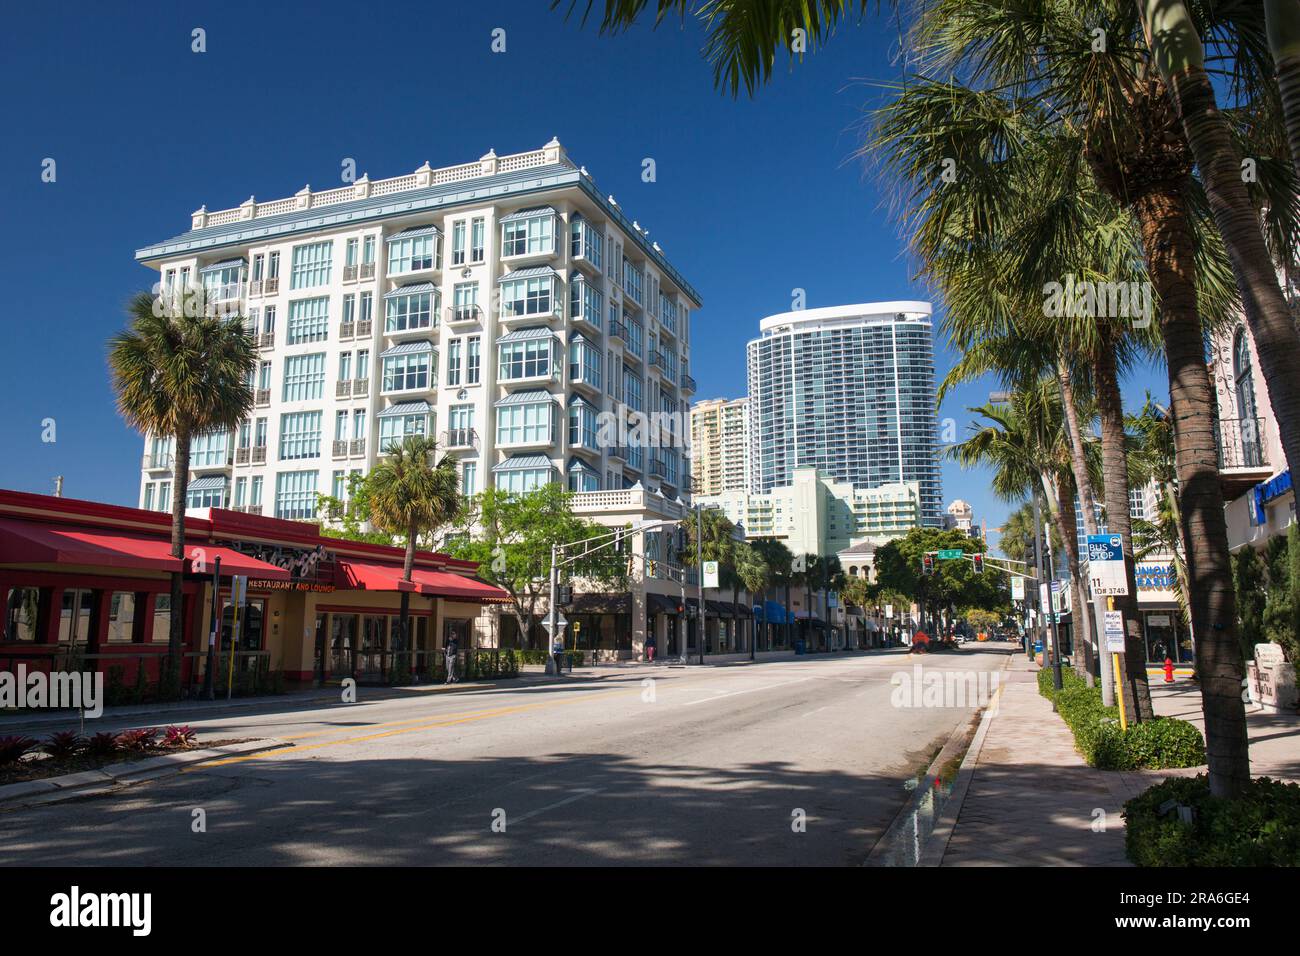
[[646, 633, 657, 663], [551, 635, 566, 676], [444, 636, 459, 684]]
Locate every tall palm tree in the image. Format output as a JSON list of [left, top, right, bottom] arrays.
[[109, 288, 257, 694], [751, 537, 794, 649], [367, 434, 463, 674], [681, 505, 736, 653], [732, 541, 769, 657]]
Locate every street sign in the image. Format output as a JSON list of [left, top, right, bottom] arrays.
[[884, 604, 894, 618], [1011, 577, 1025, 601], [1087, 533, 1130, 596], [937, 549, 964, 560], [702, 560, 720, 589], [1104, 610, 1126, 653]]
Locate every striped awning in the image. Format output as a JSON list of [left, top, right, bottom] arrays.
[[494, 389, 553, 407], [384, 282, 437, 298], [387, 223, 440, 238], [496, 326, 553, 343], [493, 455, 554, 473], [199, 258, 245, 273], [499, 206, 556, 223], [499, 265, 560, 282], [187, 475, 229, 491], [378, 400, 431, 418], [380, 340, 434, 357]]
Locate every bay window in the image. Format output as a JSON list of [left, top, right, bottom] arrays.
[[500, 208, 555, 257]]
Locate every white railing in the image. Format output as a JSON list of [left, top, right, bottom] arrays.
[[193, 146, 560, 230]]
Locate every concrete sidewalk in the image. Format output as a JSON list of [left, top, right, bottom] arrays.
[[936, 654, 1138, 866]]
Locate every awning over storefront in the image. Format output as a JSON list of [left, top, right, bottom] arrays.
[[646, 592, 685, 615], [0, 518, 182, 573], [571, 593, 630, 614], [408, 568, 509, 603], [187, 544, 292, 581], [334, 558, 418, 593], [755, 600, 791, 624]]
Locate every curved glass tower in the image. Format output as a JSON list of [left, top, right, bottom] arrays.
[[746, 302, 942, 527]]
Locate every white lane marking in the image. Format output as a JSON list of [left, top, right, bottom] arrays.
[[801, 705, 831, 718], [682, 677, 815, 706], [511, 788, 605, 824]]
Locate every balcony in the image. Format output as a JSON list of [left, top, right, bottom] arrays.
[[339, 321, 355, 340], [610, 319, 629, 345], [445, 304, 482, 327], [500, 304, 561, 326], [332, 440, 349, 460], [1217, 416, 1273, 497], [442, 427, 478, 450], [359, 262, 375, 280], [356, 318, 373, 337], [233, 504, 263, 516], [251, 446, 267, 465], [349, 438, 366, 457], [258, 332, 275, 350], [572, 487, 685, 521], [681, 372, 697, 393], [235, 448, 250, 465], [263, 277, 279, 295], [142, 453, 173, 471], [353, 378, 370, 398], [254, 388, 271, 407], [336, 379, 353, 399]]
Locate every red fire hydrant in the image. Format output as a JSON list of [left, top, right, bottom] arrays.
[[1163, 657, 1175, 684]]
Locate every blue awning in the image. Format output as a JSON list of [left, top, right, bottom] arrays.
[[756, 600, 791, 625]]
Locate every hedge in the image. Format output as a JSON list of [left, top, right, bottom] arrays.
[[1037, 667, 1205, 771], [1125, 774, 1300, 866]]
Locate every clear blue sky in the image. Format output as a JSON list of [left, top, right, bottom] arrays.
[[0, 0, 1166, 549]]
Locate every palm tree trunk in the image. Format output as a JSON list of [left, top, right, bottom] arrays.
[[1095, 326, 1154, 721], [1047, 475, 1093, 683], [1267, 0, 1300, 182], [1133, 185, 1251, 797], [397, 520, 416, 667], [1141, 0, 1300, 480], [167, 432, 192, 697]]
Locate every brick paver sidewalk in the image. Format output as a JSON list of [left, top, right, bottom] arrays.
[[938, 656, 1135, 866]]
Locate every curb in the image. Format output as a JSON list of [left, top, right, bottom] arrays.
[[0, 738, 290, 809]]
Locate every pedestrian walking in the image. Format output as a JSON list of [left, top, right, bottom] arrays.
[[552, 635, 565, 676], [444, 635, 459, 684], [646, 633, 657, 662]]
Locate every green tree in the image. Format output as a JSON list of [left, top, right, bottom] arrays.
[[681, 505, 737, 649], [874, 528, 1008, 635], [367, 434, 463, 671], [109, 288, 257, 694], [750, 537, 794, 647], [316, 472, 397, 546], [447, 484, 627, 650], [731, 541, 769, 655]]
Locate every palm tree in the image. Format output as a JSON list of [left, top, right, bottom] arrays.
[[681, 506, 736, 654], [751, 537, 794, 649], [731, 541, 769, 658], [367, 434, 463, 676], [818, 555, 846, 650], [109, 288, 257, 694]]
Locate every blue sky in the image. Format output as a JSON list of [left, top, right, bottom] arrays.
[[0, 0, 1166, 549]]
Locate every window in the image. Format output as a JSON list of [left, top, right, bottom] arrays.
[[568, 460, 600, 493], [385, 288, 436, 332], [447, 340, 461, 386], [624, 314, 644, 357], [149, 594, 172, 643], [353, 409, 367, 441], [363, 236, 375, 265], [258, 361, 272, 391], [568, 397, 598, 449], [283, 354, 326, 401], [387, 231, 438, 275], [497, 400, 553, 446], [280, 411, 323, 460], [342, 294, 355, 326], [449, 404, 474, 437], [6, 587, 39, 642], [571, 217, 603, 270], [569, 336, 602, 389], [570, 276, 603, 327], [356, 349, 370, 382], [498, 336, 552, 381], [191, 431, 229, 467], [496, 465, 552, 494], [462, 461, 477, 496], [379, 411, 429, 448], [234, 476, 248, 506], [466, 336, 481, 384], [500, 274, 555, 317], [622, 257, 644, 304], [267, 252, 280, 280], [382, 350, 432, 392], [470, 217, 485, 263], [158, 481, 171, 510], [143, 483, 155, 511], [339, 351, 353, 383], [287, 297, 329, 344], [453, 282, 479, 320], [360, 291, 373, 325], [262, 305, 276, 337], [623, 366, 643, 413], [659, 293, 678, 335], [149, 434, 175, 467], [254, 418, 268, 448], [187, 481, 226, 509], [334, 410, 350, 442], [250, 476, 263, 507], [202, 262, 244, 301], [345, 238, 359, 268], [290, 241, 333, 289], [275, 470, 319, 520], [452, 221, 467, 266], [501, 210, 555, 257]]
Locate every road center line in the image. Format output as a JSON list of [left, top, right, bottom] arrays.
[[510, 788, 605, 824], [682, 677, 815, 706]]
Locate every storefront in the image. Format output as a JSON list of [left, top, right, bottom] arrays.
[[0, 488, 508, 692], [1136, 559, 1193, 664]]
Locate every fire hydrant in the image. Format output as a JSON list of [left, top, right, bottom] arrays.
[[1163, 657, 1175, 684]]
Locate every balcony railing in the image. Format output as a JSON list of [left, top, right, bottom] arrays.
[[446, 304, 482, 325], [356, 318, 373, 337], [235, 448, 250, 465], [343, 264, 358, 282], [258, 332, 275, 349], [610, 319, 629, 343], [353, 378, 370, 397], [336, 379, 353, 399], [359, 262, 375, 280], [443, 427, 478, 449], [681, 372, 697, 392], [332, 440, 349, 459], [254, 388, 271, 407], [339, 321, 355, 339], [263, 277, 279, 294], [251, 446, 267, 465], [349, 438, 366, 457], [142, 454, 173, 470], [1217, 417, 1269, 470]]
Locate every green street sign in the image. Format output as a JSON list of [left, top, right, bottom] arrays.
[[936, 549, 964, 560]]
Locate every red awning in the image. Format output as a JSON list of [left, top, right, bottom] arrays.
[[184, 544, 292, 581], [409, 568, 510, 603], [0, 517, 182, 573], [335, 558, 418, 593]]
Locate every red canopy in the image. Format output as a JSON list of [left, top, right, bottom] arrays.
[[184, 544, 292, 581], [335, 558, 418, 592], [409, 568, 509, 603], [0, 518, 182, 573]]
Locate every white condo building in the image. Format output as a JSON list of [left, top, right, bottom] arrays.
[[134, 139, 700, 522]]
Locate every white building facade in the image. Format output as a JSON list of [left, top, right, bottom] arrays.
[[689, 397, 751, 496]]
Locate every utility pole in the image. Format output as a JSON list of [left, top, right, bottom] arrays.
[[696, 500, 704, 666]]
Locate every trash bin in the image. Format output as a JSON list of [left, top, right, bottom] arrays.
[[795, 639, 806, 655]]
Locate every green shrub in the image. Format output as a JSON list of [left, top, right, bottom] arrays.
[[131, 664, 151, 704], [1125, 774, 1300, 866], [1038, 667, 1205, 770]]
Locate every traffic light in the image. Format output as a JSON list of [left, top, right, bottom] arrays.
[[972, 553, 984, 574], [922, 553, 934, 575], [557, 584, 573, 606]]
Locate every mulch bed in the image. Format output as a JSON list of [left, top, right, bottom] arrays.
[[0, 739, 251, 786]]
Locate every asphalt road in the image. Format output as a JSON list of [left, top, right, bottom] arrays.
[[0, 645, 1012, 866]]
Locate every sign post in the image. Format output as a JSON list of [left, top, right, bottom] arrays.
[[1105, 600, 1128, 731], [226, 575, 246, 701]]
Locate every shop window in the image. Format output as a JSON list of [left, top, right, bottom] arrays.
[[5, 587, 40, 642], [59, 589, 94, 644], [151, 594, 172, 643], [107, 592, 136, 643]]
